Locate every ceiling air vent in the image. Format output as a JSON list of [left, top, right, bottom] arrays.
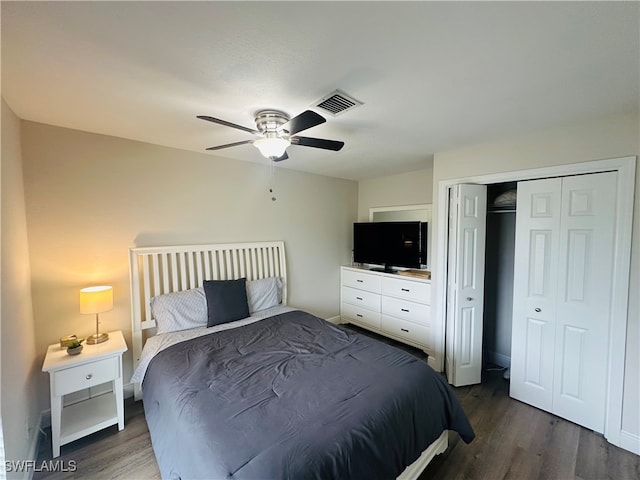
[[313, 90, 363, 116]]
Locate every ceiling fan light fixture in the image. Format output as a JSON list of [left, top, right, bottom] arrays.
[[254, 134, 290, 159]]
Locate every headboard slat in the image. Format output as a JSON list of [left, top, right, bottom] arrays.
[[195, 251, 204, 287], [170, 253, 179, 291], [161, 254, 170, 292], [142, 259, 152, 323]]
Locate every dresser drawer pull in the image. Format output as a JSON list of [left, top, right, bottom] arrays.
[[401, 288, 410, 292], [401, 308, 410, 312], [401, 328, 409, 333], [357, 279, 364, 283], [86, 374, 93, 380], [356, 314, 363, 318], [356, 297, 363, 301]]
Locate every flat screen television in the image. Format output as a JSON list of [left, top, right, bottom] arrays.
[[353, 221, 427, 273]]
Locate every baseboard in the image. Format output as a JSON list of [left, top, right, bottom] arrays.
[[487, 351, 511, 369], [619, 429, 640, 455], [427, 356, 437, 370], [41, 409, 51, 429], [123, 382, 135, 399], [325, 315, 342, 325], [22, 413, 44, 480]]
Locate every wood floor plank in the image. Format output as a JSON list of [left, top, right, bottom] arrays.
[[538, 416, 580, 479]]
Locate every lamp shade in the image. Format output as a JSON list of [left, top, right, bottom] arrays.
[[79, 286, 113, 314], [254, 135, 290, 159]]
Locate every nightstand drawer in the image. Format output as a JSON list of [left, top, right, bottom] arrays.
[[53, 357, 119, 397]]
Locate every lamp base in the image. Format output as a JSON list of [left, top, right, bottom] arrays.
[[86, 332, 109, 344]]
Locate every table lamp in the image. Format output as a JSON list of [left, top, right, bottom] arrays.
[[80, 285, 113, 344]]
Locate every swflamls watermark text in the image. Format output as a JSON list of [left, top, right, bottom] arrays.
[[5, 460, 77, 473]]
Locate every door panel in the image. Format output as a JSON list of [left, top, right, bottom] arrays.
[[446, 184, 487, 386], [528, 230, 553, 297], [558, 324, 586, 399]]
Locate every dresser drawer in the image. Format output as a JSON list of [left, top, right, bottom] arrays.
[[341, 286, 381, 312], [341, 269, 381, 293], [382, 315, 431, 347], [382, 277, 430, 304], [382, 296, 431, 325], [341, 302, 381, 330], [53, 356, 119, 397]]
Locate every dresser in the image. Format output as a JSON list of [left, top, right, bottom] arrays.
[[340, 266, 433, 362], [42, 330, 128, 457]]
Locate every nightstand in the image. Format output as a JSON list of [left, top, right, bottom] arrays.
[[42, 330, 128, 458]]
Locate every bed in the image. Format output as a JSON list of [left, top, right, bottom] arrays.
[[130, 241, 474, 479]]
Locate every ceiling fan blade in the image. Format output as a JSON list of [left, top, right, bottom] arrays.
[[205, 140, 254, 151], [281, 110, 326, 135], [272, 152, 289, 162], [197, 115, 259, 134], [291, 136, 345, 151]]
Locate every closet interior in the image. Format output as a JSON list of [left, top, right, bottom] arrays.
[[482, 181, 517, 378]]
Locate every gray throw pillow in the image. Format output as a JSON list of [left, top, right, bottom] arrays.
[[203, 278, 250, 327]]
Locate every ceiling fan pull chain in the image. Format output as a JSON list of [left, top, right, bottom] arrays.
[[269, 161, 277, 202]]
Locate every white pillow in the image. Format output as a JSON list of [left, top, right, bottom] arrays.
[[493, 190, 517, 206], [247, 277, 282, 313], [150, 287, 207, 334]]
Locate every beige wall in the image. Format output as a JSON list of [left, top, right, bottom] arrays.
[[357, 166, 433, 221], [21, 121, 358, 414], [1, 100, 39, 473], [432, 111, 640, 438]]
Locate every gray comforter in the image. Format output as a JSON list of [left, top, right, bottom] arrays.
[[143, 310, 474, 480]]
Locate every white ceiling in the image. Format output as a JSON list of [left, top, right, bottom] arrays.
[[2, 1, 638, 181]]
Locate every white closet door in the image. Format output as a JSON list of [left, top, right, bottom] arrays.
[[511, 172, 616, 433], [446, 184, 487, 386], [553, 172, 616, 432], [510, 178, 562, 411]]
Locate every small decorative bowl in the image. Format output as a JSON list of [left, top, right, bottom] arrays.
[[66, 344, 83, 355]]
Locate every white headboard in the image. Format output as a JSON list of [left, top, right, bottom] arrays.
[[129, 241, 287, 399]]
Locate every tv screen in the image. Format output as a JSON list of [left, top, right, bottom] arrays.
[[353, 221, 424, 272]]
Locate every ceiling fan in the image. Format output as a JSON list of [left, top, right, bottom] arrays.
[[197, 109, 344, 161]]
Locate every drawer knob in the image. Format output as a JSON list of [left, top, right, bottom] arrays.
[[356, 297, 363, 301], [356, 314, 363, 318], [401, 288, 410, 292], [401, 328, 409, 333], [535, 308, 541, 313], [401, 308, 410, 312], [86, 373, 93, 380], [357, 279, 364, 283]]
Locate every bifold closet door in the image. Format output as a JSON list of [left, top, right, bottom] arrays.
[[510, 172, 616, 433], [445, 184, 487, 387], [510, 177, 561, 412]]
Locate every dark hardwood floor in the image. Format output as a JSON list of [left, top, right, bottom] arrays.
[[34, 325, 639, 479], [419, 369, 639, 480]]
